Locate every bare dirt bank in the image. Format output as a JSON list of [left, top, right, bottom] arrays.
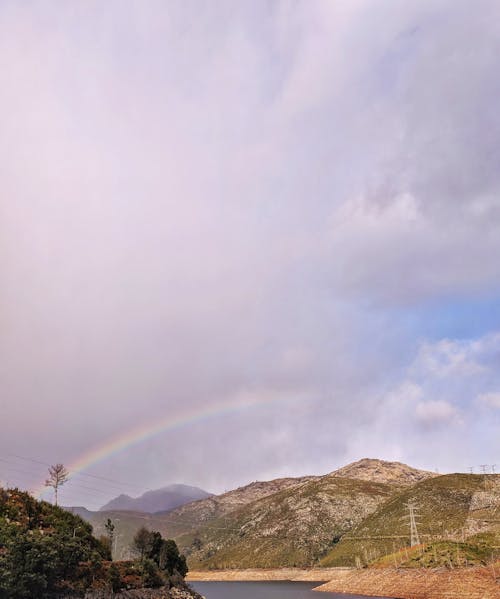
[[315, 565, 500, 599], [188, 566, 500, 598], [187, 568, 348, 582]]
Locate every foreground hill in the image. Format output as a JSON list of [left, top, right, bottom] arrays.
[[1, 487, 196, 598], [100, 484, 212, 513], [0, 487, 110, 596], [320, 473, 500, 567]]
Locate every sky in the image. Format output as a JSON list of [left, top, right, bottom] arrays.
[[1, 0, 499, 510]]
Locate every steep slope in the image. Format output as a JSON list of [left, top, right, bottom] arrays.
[[331, 458, 437, 486], [69, 477, 315, 558], [177, 476, 397, 568], [320, 473, 500, 567], [156, 476, 319, 535], [100, 484, 212, 513]]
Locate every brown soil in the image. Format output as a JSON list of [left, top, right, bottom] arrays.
[[187, 568, 345, 582], [315, 564, 500, 598]]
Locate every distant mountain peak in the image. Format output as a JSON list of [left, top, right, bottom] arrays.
[[99, 483, 212, 513]]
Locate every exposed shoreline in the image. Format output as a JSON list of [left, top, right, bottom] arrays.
[[187, 568, 347, 582], [188, 565, 500, 598]]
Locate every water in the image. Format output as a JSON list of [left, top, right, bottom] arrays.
[[191, 581, 386, 599]]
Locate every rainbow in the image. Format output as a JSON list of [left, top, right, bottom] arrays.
[[35, 389, 298, 498]]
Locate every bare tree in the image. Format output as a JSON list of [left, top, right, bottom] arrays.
[[45, 463, 69, 506]]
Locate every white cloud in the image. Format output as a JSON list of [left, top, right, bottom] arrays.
[[1, 0, 500, 503], [478, 392, 500, 409], [413, 338, 487, 378], [415, 400, 461, 429]]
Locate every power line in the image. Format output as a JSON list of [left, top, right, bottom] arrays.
[[6, 453, 144, 492]]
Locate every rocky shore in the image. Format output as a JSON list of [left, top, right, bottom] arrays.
[[81, 580, 203, 599]]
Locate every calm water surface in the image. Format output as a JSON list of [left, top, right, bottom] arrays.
[[191, 581, 386, 599]]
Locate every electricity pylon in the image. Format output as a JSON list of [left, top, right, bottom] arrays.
[[403, 502, 421, 547]]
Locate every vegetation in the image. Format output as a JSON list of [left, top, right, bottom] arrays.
[[369, 540, 497, 569], [133, 527, 188, 577], [0, 487, 189, 598], [0, 487, 110, 597], [320, 474, 500, 568]]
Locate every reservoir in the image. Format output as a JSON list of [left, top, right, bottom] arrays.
[[191, 581, 386, 599]]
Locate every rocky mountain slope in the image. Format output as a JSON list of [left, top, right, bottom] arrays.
[[178, 476, 397, 568], [100, 484, 211, 513], [155, 476, 319, 535], [68, 475, 316, 558]]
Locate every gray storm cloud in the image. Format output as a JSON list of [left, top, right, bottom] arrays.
[[1, 0, 500, 507]]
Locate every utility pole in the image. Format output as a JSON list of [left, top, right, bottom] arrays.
[[403, 502, 421, 547]]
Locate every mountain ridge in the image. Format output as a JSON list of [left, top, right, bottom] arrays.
[[99, 483, 212, 513], [67, 458, 499, 568]]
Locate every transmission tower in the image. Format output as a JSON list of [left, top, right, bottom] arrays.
[[403, 502, 421, 547]]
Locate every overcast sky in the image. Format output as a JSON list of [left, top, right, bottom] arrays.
[[1, 0, 500, 509]]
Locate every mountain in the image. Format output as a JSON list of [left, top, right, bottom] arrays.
[[99, 483, 212, 513], [178, 475, 397, 568], [330, 458, 437, 486], [155, 475, 319, 532], [70, 475, 317, 559], [68, 459, 499, 569]]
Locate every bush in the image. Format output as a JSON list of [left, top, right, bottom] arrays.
[[108, 563, 124, 593], [141, 558, 163, 588]]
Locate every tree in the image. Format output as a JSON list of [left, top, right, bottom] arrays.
[[44, 464, 69, 507], [132, 527, 152, 561], [104, 518, 115, 557]]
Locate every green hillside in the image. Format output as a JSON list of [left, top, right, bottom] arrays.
[[0, 488, 192, 597], [320, 474, 500, 567], [0, 487, 111, 597]]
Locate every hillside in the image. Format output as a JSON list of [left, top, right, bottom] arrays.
[[177, 476, 397, 568], [320, 473, 500, 567], [66, 507, 176, 560], [69, 460, 500, 571], [0, 487, 110, 596], [72, 475, 317, 558], [156, 475, 319, 532], [1, 487, 196, 597], [100, 484, 212, 513]]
